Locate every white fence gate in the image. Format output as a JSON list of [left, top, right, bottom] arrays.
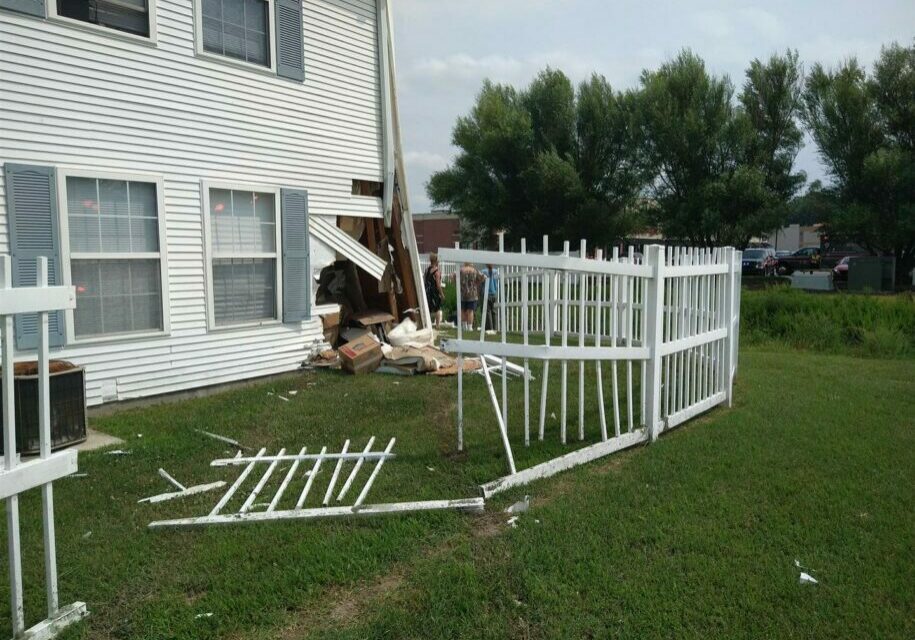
[[0, 257, 87, 639], [441, 238, 742, 496]]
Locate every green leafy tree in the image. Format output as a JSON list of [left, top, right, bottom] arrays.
[[637, 50, 805, 246], [427, 69, 645, 248], [802, 42, 915, 279]]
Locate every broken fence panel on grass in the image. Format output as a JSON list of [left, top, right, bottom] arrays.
[[440, 241, 742, 496], [149, 438, 484, 529], [1, 256, 88, 639]]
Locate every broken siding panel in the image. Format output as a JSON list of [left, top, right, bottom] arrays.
[[0, 0, 378, 405]]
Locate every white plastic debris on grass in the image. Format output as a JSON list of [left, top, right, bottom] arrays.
[[504, 495, 530, 514], [105, 450, 131, 456], [506, 516, 520, 528], [195, 429, 246, 450], [195, 612, 214, 619], [795, 559, 819, 585]]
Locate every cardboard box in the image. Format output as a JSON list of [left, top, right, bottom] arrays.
[[339, 334, 382, 375]]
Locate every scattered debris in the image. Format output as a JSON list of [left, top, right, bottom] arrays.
[[105, 450, 131, 456], [277, 395, 290, 402], [195, 612, 214, 619], [137, 434, 143, 438], [799, 572, 818, 585], [149, 438, 485, 529], [288, 390, 298, 396], [506, 516, 520, 528], [426, 467, 435, 472], [195, 429, 246, 450], [69, 473, 89, 479], [139, 468, 228, 505], [387, 317, 433, 348], [504, 495, 530, 514], [82, 531, 92, 539], [310, 349, 341, 369], [340, 334, 383, 375]]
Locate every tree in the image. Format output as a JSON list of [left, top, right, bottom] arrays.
[[636, 50, 805, 246], [802, 42, 915, 279], [427, 69, 645, 248]]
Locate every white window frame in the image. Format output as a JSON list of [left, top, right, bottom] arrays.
[[56, 168, 171, 344], [192, 0, 278, 76], [201, 180, 283, 331], [47, 0, 159, 45]]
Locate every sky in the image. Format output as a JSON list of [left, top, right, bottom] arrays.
[[391, 0, 915, 212]]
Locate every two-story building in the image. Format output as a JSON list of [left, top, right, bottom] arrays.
[[0, 0, 427, 405]]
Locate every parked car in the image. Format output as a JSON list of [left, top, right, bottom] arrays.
[[776, 247, 821, 275], [775, 250, 792, 258], [832, 254, 867, 283], [821, 244, 867, 269], [741, 248, 778, 276]]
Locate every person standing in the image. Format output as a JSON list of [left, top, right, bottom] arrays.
[[424, 253, 445, 328], [482, 264, 499, 332], [459, 262, 484, 331]]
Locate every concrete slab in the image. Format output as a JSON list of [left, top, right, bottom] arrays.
[[76, 428, 125, 452], [790, 272, 833, 291]]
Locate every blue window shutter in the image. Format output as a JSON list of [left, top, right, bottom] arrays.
[[281, 188, 310, 323], [3, 164, 66, 349], [0, 0, 46, 18], [275, 0, 304, 82]]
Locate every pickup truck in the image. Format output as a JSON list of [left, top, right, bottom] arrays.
[[776, 247, 821, 275]]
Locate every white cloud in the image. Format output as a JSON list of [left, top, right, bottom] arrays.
[[404, 150, 450, 172]]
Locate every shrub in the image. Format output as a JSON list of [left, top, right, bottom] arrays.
[[740, 286, 915, 357]]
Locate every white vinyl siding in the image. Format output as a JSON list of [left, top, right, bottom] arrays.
[[203, 184, 281, 328], [0, 0, 382, 405], [59, 170, 170, 342]]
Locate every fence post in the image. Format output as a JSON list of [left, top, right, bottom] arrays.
[[643, 244, 665, 442], [2, 255, 25, 635], [723, 247, 737, 407]]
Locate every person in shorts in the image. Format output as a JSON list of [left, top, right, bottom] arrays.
[[459, 262, 484, 331]]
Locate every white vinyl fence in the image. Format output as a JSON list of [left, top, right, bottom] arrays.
[[418, 254, 458, 282], [441, 237, 742, 495], [1, 257, 87, 638]]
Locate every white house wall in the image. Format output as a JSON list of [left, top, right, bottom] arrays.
[[0, 0, 386, 405]]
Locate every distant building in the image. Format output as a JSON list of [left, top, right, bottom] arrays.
[[767, 224, 823, 252], [413, 211, 461, 254]]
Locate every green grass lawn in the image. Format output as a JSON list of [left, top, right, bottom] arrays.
[[1, 346, 913, 639]]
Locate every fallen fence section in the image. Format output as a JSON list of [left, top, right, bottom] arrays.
[[148, 498, 485, 529], [442, 239, 742, 497], [481, 429, 648, 498], [149, 437, 484, 529], [1, 256, 88, 639]]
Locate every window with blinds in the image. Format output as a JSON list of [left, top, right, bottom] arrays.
[[201, 0, 270, 67], [56, 0, 152, 37], [65, 175, 165, 339], [206, 187, 280, 327]]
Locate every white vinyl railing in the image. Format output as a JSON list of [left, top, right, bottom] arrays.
[[0, 256, 87, 639], [440, 237, 742, 494], [418, 254, 458, 282]]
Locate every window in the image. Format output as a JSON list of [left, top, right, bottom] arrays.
[[203, 184, 282, 327], [198, 0, 272, 69], [61, 173, 169, 340], [51, 0, 155, 39]]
